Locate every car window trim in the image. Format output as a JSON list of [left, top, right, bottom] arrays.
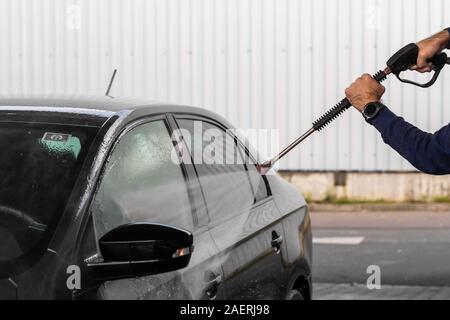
[[166, 113, 211, 227]]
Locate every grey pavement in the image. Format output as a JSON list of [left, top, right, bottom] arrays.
[[311, 210, 450, 300]]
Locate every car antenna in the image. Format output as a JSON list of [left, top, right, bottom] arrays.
[[105, 69, 117, 98]]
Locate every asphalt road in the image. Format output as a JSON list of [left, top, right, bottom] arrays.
[[311, 210, 450, 299]]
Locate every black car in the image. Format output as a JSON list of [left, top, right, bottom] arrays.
[[0, 96, 312, 300]]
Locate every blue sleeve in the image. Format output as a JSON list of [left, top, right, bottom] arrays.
[[370, 107, 450, 175], [446, 27, 450, 49]]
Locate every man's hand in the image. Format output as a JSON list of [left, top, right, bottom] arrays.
[[345, 74, 385, 112], [414, 30, 450, 73]]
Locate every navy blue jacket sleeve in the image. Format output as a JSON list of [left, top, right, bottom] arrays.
[[370, 107, 450, 175], [446, 27, 450, 49]]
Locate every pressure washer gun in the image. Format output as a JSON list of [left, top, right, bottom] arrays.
[[258, 43, 450, 174]]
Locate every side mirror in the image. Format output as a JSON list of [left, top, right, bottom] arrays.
[[87, 223, 193, 281]]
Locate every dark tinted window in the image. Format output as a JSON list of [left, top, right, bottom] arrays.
[[177, 119, 265, 222], [91, 120, 193, 239], [0, 123, 97, 277]]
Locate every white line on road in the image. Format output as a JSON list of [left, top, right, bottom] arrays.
[[313, 237, 365, 245]]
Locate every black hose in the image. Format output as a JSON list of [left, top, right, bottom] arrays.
[[312, 70, 387, 131]]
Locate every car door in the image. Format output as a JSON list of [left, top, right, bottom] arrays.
[[75, 116, 225, 300], [175, 116, 288, 299]]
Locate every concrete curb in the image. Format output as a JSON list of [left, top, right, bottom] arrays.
[[279, 172, 450, 203], [309, 203, 450, 212]]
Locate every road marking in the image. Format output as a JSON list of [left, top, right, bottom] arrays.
[[313, 237, 365, 245]]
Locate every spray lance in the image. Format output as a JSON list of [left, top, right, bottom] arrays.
[[258, 43, 450, 174]]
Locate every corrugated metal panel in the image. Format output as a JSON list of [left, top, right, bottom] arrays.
[[0, 0, 449, 171]]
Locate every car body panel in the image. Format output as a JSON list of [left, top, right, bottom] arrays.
[[266, 174, 313, 297], [210, 198, 288, 299]]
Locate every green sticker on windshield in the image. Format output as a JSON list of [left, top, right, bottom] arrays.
[[40, 133, 81, 159]]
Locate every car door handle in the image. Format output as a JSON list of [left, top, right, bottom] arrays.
[[204, 273, 222, 300], [271, 231, 283, 253]]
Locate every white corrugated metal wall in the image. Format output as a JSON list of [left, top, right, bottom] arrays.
[[0, 0, 449, 171]]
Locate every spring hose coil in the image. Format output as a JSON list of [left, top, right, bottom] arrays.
[[312, 70, 387, 131]]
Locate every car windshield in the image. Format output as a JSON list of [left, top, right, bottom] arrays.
[[0, 122, 97, 277]]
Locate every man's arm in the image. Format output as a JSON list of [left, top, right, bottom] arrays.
[[370, 107, 450, 175], [414, 28, 450, 72], [344, 28, 450, 175]]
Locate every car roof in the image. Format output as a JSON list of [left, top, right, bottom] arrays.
[[0, 95, 232, 127], [0, 95, 262, 165]]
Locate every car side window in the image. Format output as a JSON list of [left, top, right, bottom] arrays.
[[176, 119, 259, 223], [91, 120, 193, 239], [236, 144, 269, 202]]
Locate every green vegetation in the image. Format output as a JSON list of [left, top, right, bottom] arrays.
[[302, 191, 450, 205], [317, 195, 396, 205], [432, 196, 450, 203], [309, 195, 450, 205], [303, 193, 313, 203]]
